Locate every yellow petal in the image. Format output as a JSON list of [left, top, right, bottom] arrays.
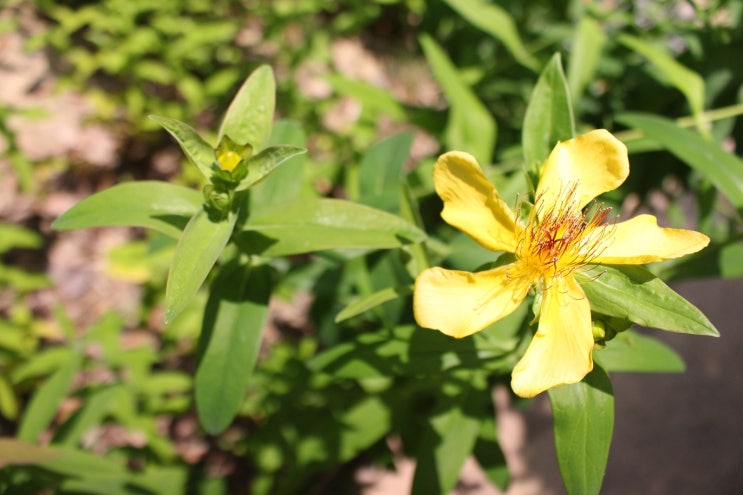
[[414, 265, 531, 339], [592, 214, 710, 264], [434, 151, 521, 253], [511, 276, 593, 398], [536, 129, 629, 212]]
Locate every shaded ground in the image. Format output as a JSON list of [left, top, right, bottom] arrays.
[[523, 277, 743, 495]]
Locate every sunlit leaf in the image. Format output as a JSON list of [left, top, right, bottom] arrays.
[[149, 115, 215, 179], [523, 53, 575, 168], [548, 364, 613, 495], [196, 261, 273, 434], [250, 120, 308, 213], [337, 396, 391, 461], [594, 330, 685, 373], [218, 65, 275, 151], [236, 145, 306, 191], [420, 34, 496, 165], [335, 285, 413, 323], [0, 223, 43, 253], [52, 182, 202, 238], [236, 198, 426, 257], [165, 207, 237, 324], [582, 265, 718, 336], [412, 375, 485, 495]]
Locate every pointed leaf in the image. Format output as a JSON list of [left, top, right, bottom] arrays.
[[165, 207, 237, 324], [0, 439, 63, 467], [236, 198, 426, 257], [17, 352, 82, 442], [594, 330, 685, 373], [249, 120, 307, 212], [335, 285, 413, 323], [196, 261, 273, 434], [616, 113, 743, 209], [235, 145, 306, 191], [412, 377, 485, 495], [583, 265, 718, 336], [523, 53, 575, 168], [218, 65, 275, 151], [618, 34, 705, 123], [548, 364, 614, 495], [420, 34, 496, 165], [442, 0, 539, 71], [567, 17, 606, 104], [358, 132, 413, 212], [52, 182, 202, 238], [149, 115, 215, 179]]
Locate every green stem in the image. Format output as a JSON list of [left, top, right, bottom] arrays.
[[616, 102, 743, 142]]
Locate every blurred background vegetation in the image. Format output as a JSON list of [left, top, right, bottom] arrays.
[[1, 0, 741, 493]]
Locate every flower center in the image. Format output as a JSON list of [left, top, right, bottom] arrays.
[[512, 183, 614, 284]]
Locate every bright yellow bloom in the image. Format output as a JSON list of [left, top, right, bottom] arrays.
[[413, 129, 709, 398], [217, 150, 242, 172]]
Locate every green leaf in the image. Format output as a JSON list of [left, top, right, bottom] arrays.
[[473, 410, 509, 491], [55, 386, 119, 446], [548, 364, 614, 495], [0, 374, 19, 420], [358, 132, 413, 212], [618, 34, 705, 128], [0, 223, 43, 253], [52, 181, 202, 238], [326, 74, 406, 120], [35, 444, 132, 479], [236, 145, 306, 191], [165, 207, 237, 324], [616, 113, 743, 209], [412, 376, 485, 495], [337, 396, 391, 461], [567, 17, 606, 104], [149, 115, 215, 179], [218, 65, 275, 151], [522, 53, 575, 168], [0, 438, 63, 467], [420, 34, 496, 165], [594, 330, 685, 373], [236, 198, 426, 257], [249, 120, 307, 213], [442, 0, 539, 71], [196, 261, 273, 434], [313, 305, 529, 378], [17, 352, 82, 442], [335, 285, 413, 323], [582, 265, 718, 336]]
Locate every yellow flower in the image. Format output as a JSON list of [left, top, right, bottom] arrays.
[[413, 129, 709, 398], [217, 150, 242, 172]]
